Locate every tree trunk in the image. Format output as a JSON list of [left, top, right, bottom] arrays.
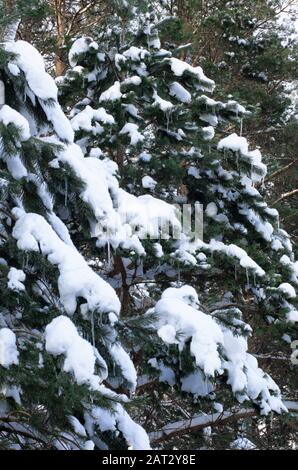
[[108, 255, 131, 315], [0, 80, 5, 109], [1, 0, 19, 43], [54, 0, 66, 76]]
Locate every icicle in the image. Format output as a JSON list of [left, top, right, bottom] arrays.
[[277, 214, 280, 230], [204, 376, 208, 395], [240, 117, 243, 137], [21, 252, 29, 271], [261, 176, 265, 190], [107, 241, 111, 268], [246, 268, 250, 288], [166, 110, 170, 131], [234, 264, 237, 280], [90, 310, 95, 347], [64, 177, 68, 207], [253, 272, 256, 287], [178, 348, 182, 370], [0, 80, 5, 109]]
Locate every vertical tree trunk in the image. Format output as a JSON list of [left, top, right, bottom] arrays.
[[1, 0, 19, 43], [0, 80, 5, 109], [54, 0, 66, 76]]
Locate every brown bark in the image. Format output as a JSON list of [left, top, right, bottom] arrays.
[[1, 0, 19, 42], [108, 255, 131, 315], [54, 0, 66, 76]]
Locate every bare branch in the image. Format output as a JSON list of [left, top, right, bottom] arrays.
[[257, 159, 298, 188], [149, 401, 298, 444], [273, 189, 298, 205]]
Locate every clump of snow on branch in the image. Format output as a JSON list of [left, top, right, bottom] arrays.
[[0, 328, 19, 368], [12, 210, 120, 316]]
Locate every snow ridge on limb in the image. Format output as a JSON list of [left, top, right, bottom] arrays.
[[149, 286, 286, 414], [5, 41, 74, 143], [12, 210, 120, 316]]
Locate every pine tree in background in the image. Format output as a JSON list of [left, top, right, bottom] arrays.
[[57, 2, 297, 448], [160, 0, 298, 243]]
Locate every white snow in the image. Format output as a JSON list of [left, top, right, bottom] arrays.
[[209, 240, 265, 277], [45, 315, 106, 386], [48, 142, 182, 256], [86, 403, 151, 450], [7, 63, 20, 76], [68, 37, 92, 67], [0, 328, 19, 368], [152, 90, 173, 112], [109, 343, 137, 391], [71, 105, 114, 131], [120, 123, 144, 145], [238, 205, 274, 242], [139, 152, 152, 162], [213, 402, 223, 413], [222, 329, 286, 414], [181, 370, 214, 396], [123, 46, 149, 62], [161, 285, 200, 307], [68, 416, 87, 437], [122, 76, 142, 86], [153, 287, 223, 376], [286, 306, 298, 323], [0, 105, 30, 141], [5, 41, 73, 142], [5, 41, 57, 100], [218, 134, 267, 182], [278, 283, 296, 299], [142, 175, 157, 190], [205, 202, 218, 218], [117, 190, 181, 244], [202, 126, 215, 141], [169, 82, 191, 103], [99, 81, 122, 102], [280, 256, 298, 284], [7, 267, 26, 292], [12, 211, 120, 316], [58, 143, 119, 222], [230, 437, 256, 450], [0, 107, 29, 179], [153, 242, 163, 258], [157, 324, 177, 344], [167, 58, 215, 89], [150, 284, 285, 412], [218, 133, 249, 154]]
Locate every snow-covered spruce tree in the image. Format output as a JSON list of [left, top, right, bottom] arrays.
[[56, 5, 297, 445], [0, 37, 151, 449], [162, 0, 298, 240]]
